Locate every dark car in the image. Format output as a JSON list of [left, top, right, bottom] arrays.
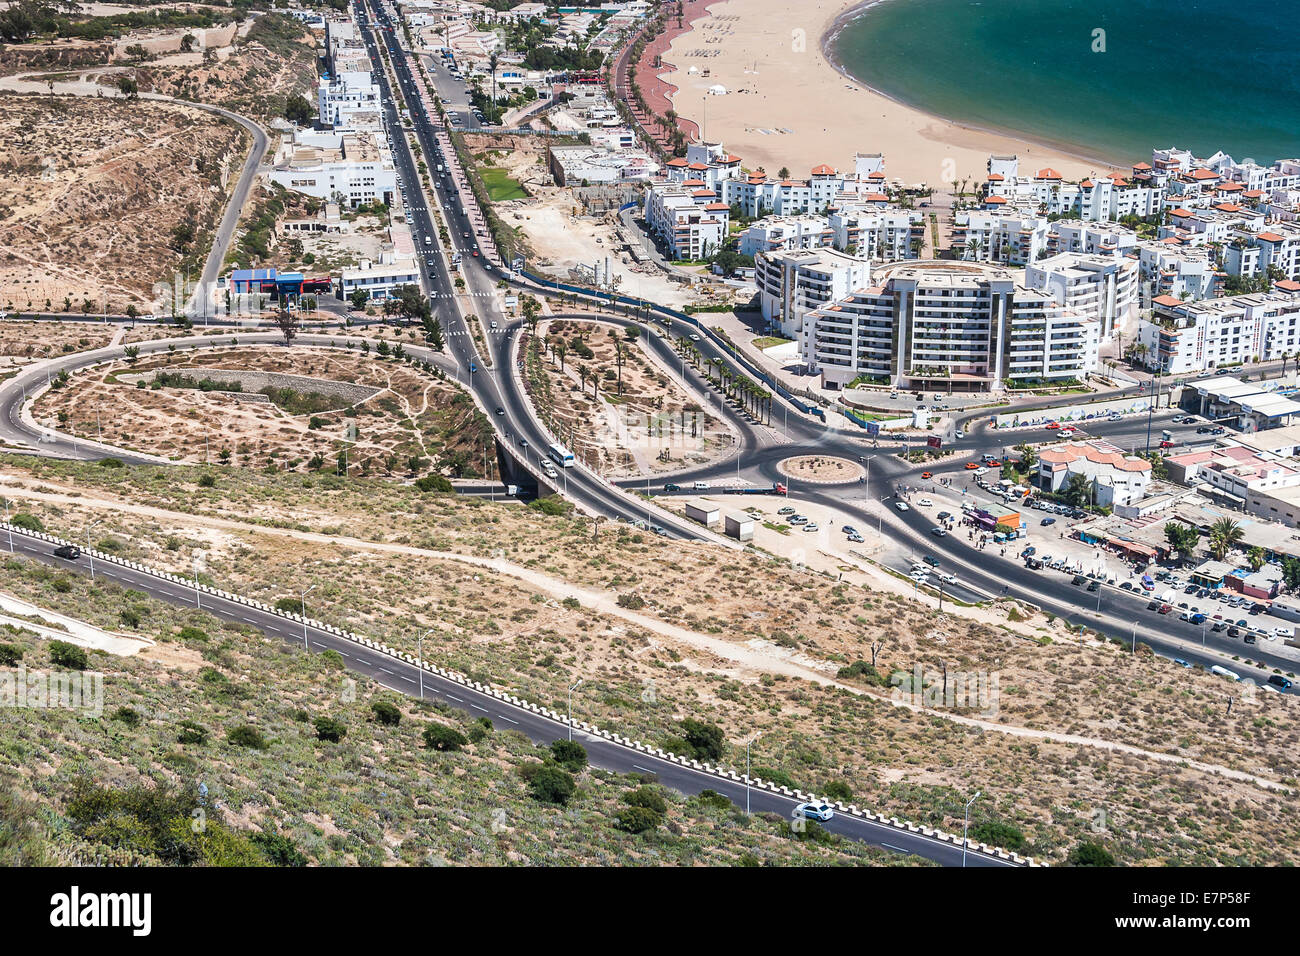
[[1087, 580, 1100, 592], [1072, 575, 1086, 586], [53, 544, 81, 559], [923, 555, 941, 567], [1120, 581, 1134, 590], [1268, 675, 1293, 691], [1244, 632, 1257, 644], [1227, 625, 1241, 637], [495, 406, 505, 416], [1041, 517, 1056, 526], [1026, 558, 1043, 570], [1183, 583, 1198, 594], [1197, 426, 1212, 434], [664, 483, 681, 493], [1023, 546, 1037, 557], [1147, 600, 1161, 611]]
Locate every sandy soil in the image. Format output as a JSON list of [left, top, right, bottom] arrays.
[[0, 94, 246, 312], [31, 346, 494, 476], [531, 317, 737, 476], [778, 454, 866, 483], [661, 0, 1123, 184]]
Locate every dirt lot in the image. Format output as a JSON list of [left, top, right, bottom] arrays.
[[31, 345, 495, 477], [0, 93, 247, 313], [527, 317, 736, 476]]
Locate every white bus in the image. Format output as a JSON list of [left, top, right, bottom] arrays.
[[548, 443, 575, 468]]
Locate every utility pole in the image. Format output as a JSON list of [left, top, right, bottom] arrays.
[[962, 790, 982, 867], [567, 678, 584, 741], [417, 627, 433, 701], [745, 735, 758, 814], [301, 583, 317, 652], [2, 498, 12, 553], [85, 521, 100, 582]]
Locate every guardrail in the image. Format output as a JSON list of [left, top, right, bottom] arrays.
[[3, 519, 1035, 866]]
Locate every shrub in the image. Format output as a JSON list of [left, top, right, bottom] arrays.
[[694, 789, 732, 811], [614, 806, 661, 834], [0, 643, 22, 666], [52, 577, 72, 593], [9, 513, 43, 532], [97, 458, 124, 469], [226, 725, 268, 750], [49, 640, 88, 671], [680, 718, 725, 761], [274, 597, 305, 615], [414, 474, 454, 493], [313, 716, 347, 742], [970, 821, 1026, 852], [836, 660, 885, 685], [1068, 841, 1115, 867], [318, 649, 344, 670], [528, 765, 576, 805], [177, 626, 209, 643], [822, 780, 853, 803], [119, 607, 142, 629], [371, 701, 402, 726], [197, 473, 217, 488], [751, 766, 797, 790], [623, 785, 666, 815], [251, 831, 308, 867], [177, 720, 208, 745], [423, 723, 468, 751], [616, 592, 645, 609], [561, 596, 580, 610], [110, 706, 141, 728], [549, 739, 587, 772]]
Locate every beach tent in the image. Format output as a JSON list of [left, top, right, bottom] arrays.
[[707, 84, 727, 96]]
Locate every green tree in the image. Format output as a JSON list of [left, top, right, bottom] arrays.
[[1068, 841, 1115, 867], [549, 739, 588, 772], [49, 641, 88, 670], [528, 765, 575, 804], [423, 723, 468, 751], [1207, 516, 1245, 561], [313, 716, 347, 742]]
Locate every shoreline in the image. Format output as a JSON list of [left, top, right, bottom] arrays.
[[819, 0, 1131, 174], [659, 0, 1123, 184]]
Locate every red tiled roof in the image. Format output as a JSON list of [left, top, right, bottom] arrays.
[[666, 158, 688, 167], [985, 195, 1007, 204], [1169, 208, 1195, 218], [1035, 167, 1062, 179], [1191, 168, 1218, 180], [1152, 294, 1184, 307], [704, 202, 729, 210], [987, 173, 1004, 181], [1258, 232, 1286, 242], [1132, 162, 1152, 170], [1038, 442, 1151, 474], [811, 163, 836, 176], [1277, 279, 1300, 292]]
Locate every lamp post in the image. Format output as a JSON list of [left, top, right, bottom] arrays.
[[417, 627, 433, 700], [85, 520, 101, 582], [745, 735, 758, 814], [192, 554, 203, 610], [301, 583, 316, 651], [567, 678, 584, 741], [962, 790, 982, 867], [3, 497, 12, 553]]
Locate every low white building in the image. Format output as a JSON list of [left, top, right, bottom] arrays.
[[737, 215, 831, 257], [338, 260, 421, 301], [267, 130, 396, 209], [1036, 441, 1152, 507]]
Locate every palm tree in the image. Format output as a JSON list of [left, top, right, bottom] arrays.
[[555, 340, 566, 372], [1208, 517, 1245, 561], [489, 51, 499, 108], [614, 341, 625, 395]]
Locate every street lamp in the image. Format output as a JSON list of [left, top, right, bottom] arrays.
[[2, 497, 12, 553], [745, 735, 759, 814], [85, 520, 101, 582], [962, 790, 982, 867], [301, 583, 317, 651], [567, 678, 584, 741], [417, 627, 433, 700]]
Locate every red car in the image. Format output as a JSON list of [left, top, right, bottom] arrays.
[[921, 471, 933, 479], [986, 459, 1002, 468], [1157, 604, 1173, 614], [964, 462, 979, 470], [1159, 439, 1174, 448], [1045, 421, 1061, 430]]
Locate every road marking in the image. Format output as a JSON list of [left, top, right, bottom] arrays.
[[632, 765, 655, 774], [378, 666, 395, 675], [446, 694, 463, 702], [880, 843, 910, 853], [471, 703, 488, 712], [496, 715, 518, 725]]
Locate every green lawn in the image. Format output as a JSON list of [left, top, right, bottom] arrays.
[[480, 167, 527, 202], [751, 336, 792, 350]]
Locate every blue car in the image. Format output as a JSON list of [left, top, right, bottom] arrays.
[[1040, 517, 1056, 526], [1173, 658, 1192, 668]]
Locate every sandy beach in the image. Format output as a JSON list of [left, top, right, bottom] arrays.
[[660, 0, 1123, 184]]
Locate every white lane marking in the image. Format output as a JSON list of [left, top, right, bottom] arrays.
[[632, 765, 655, 774], [496, 715, 518, 725], [446, 694, 463, 702], [471, 703, 488, 712], [881, 843, 910, 853]]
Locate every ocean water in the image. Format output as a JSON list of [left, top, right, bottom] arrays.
[[830, 0, 1300, 165]]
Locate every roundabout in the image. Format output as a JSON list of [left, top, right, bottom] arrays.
[[776, 454, 866, 484]]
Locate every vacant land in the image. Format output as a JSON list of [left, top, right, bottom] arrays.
[[0, 93, 247, 312], [525, 318, 736, 477], [3, 455, 1299, 864], [30, 345, 496, 477], [0, 558, 905, 866]]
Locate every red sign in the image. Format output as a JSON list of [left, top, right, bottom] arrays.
[[927, 436, 942, 449]]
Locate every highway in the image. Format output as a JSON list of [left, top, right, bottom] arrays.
[[0, 522, 1015, 866]]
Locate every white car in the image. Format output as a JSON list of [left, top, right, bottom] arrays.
[[802, 523, 819, 532], [939, 572, 958, 584], [794, 802, 835, 822], [1059, 427, 1076, 437], [895, 501, 910, 511], [954, 429, 965, 439], [918, 498, 933, 507]]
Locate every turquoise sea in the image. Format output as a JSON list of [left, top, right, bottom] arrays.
[[829, 0, 1300, 166]]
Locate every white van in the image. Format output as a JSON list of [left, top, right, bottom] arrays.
[[693, 481, 709, 490], [1210, 664, 1241, 682]]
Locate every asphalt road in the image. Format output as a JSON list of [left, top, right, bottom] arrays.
[[0, 524, 1015, 867]]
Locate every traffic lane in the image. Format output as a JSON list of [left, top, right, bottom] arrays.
[[5, 529, 1006, 865]]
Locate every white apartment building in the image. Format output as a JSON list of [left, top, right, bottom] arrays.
[[1223, 224, 1300, 282], [1136, 285, 1300, 375], [737, 215, 831, 258], [799, 262, 1099, 391], [1138, 243, 1222, 302], [952, 211, 1050, 265], [984, 157, 1164, 222], [1047, 220, 1139, 258], [1036, 441, 1152, 507], [827, 204, 923, 261], [754, 247, 870, 339], [644, 182, 730, 260], [268, 130, 396, 208], [338, 261, 422, 301], [1023, 253, 1139, 337]]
